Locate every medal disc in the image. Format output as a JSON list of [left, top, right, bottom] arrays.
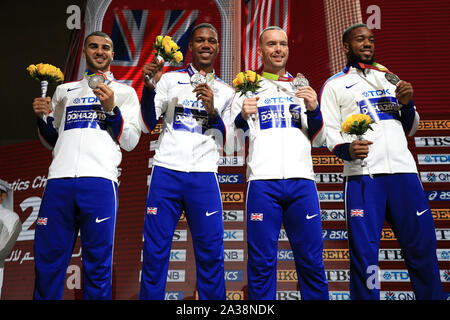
[[292, 75, 309, 89], [190, 72, 207, 88], [88, 74, 106, 89], [385, 73, 401, 85]]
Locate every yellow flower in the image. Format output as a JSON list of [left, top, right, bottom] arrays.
[[235, 72, 245, 86], [27, 64, 37, 76], [156, 35, 163, 44], [173, 51, 183, 63], [162, 36, 172, 47], [169, 40, 179, 51]]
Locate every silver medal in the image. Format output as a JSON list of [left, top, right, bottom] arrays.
[[385, 73, 401, 86], [292, 74, 309, 89], [88, 74, 106, 89], [190, 72, 207, 88]]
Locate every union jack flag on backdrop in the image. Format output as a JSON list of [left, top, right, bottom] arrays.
[[107, 9, 198, 96], [243, 0, 291, 72]]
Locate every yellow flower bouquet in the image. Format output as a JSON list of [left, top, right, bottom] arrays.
[[233, 70, 261, 97], [27, 63, 64, 97], [154, 35, 183, 64], [341, 113, 374, 167], [341, 113, 374, 137]]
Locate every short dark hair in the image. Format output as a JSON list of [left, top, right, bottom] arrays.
[[191, 23, 218, 40], [342, 23, 368, 43], [84, 31, 114, 50]]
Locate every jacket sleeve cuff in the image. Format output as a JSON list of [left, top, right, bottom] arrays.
[[105, 106, 124, 140], [332, 143, 352, 161], [234, 112, 250, 131]]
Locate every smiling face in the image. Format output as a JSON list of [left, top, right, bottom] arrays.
[[257, 29, 289, 76], [344, 26, 375, 64], [83, 35, 114, 73], [189, 27, 219, 73]]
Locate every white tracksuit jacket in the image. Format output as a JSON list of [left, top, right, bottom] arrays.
[[139, 64, 235, 173], [38, 71, 141, 182], [319, 63, 419, 177]]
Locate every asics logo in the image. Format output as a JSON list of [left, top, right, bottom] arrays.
[[206, 210, 219, 217]]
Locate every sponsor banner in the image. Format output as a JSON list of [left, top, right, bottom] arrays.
[[432, 209, 450, 220], [322, 229, 347, 240], [221, 192, 244, 203], [173, 230, 188, 242], [169, 249, 186, 262], [420, 171, 450, 183], [380, 249, 450, 261], [417, 154, 450, 165], [418, 120, 450, 130], [224, 249, 244, 262], [167, 270, 185, 282], [415, 137, 450, 147], [217, 173, 244, 184], [165, 291, 184, 300], [426, 190, 450, 201], [328, 291, 351, 300], [218, 156, 245, 167], [315, 172, 344, 184], [277, 248, 450, 261], [226, 291, 244, 300], [224, 270, 244, 282], [318, 191, 344, 202], [223, 230, 244, 241], [382, 228, 449, 241], [223, 210, 244, 222], [276, 291, 301, 300], [312, 155, 344, 166], [277, 269, 450, 283], [321, 209, 346, 221], [278, 249, 295, 261]]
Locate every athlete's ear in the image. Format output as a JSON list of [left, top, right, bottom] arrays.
[[343, 42, 349, 55]]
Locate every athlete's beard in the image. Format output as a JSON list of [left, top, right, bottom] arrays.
[[348, 50, 375, 65]]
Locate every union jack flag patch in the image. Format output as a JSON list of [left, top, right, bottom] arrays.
[[147, 207, 158, 215], [37, 217, 48, 225], [250, 213, 263, 221], [350, 209, 364, 217]]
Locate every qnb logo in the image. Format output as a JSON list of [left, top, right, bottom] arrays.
[[264, 97, 295, 104], [362, 89, 391, 97]]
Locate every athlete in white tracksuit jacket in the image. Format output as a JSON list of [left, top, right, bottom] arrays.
[[31, 32, 141, 300], [231, 26, 328, 300], [319, 24, 444, 300]]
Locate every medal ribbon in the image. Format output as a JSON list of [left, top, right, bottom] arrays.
[[261, 71, 293, 82]]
